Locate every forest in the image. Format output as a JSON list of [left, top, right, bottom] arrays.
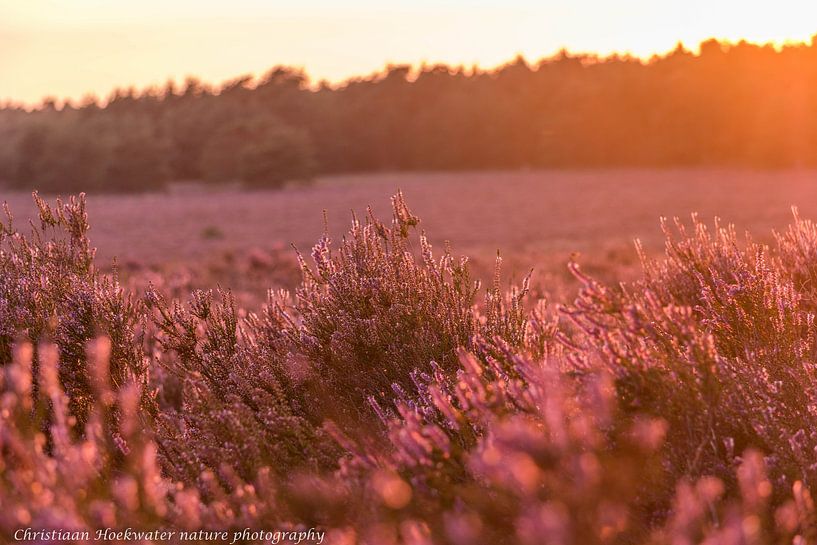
[[3, 36, 817, 192]]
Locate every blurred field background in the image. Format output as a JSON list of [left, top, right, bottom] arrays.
[[5, 167, 817, 305]]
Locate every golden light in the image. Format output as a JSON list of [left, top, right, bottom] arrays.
[[3, 0, 817, 105]]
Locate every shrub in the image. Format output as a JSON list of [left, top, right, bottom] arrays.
[[145, 192, 531, 488], [5, 192, 817, 544], [0, 193, 149, 426], [284, 192, 532, 424], [146, 287, 342, 485], [563, 213, 817, 498], [0, 339, 298, 540], [1, 341, 175, 535]]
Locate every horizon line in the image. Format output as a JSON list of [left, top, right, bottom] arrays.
[[5, 33, 817, 112]]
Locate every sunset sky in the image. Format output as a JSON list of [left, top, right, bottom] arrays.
[[2, 0, 817, 105]]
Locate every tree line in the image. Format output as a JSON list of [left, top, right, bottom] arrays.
[[3, 37, 817, 192]]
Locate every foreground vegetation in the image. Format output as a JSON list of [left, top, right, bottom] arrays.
[[5, 36, 817, 192], [3, 192, 817, 543]]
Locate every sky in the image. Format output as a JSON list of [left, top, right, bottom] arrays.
[[2, 0, 817, 106]]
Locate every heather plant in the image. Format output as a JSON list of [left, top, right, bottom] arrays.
[[145, 193, 532, 491], [650, 451, 817, 545], [0, 193, 148, 427], [354, 347, 671, 544], [0, 338, 306, 542], [1, 340, 173, 537], [302, 342, 817, 545], [563, 213, 817, 497], [3, 337, 816, 545], [146, 287, 342, 486], [775, 207, 817, 309], [9, 192, 817, 544], [287, 192, 531, 424]]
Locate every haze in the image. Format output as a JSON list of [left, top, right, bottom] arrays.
[[2, 0, 817, 105]]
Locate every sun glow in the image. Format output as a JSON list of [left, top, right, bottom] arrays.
[[3, 0, 817, 105]]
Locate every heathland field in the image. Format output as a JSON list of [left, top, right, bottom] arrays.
[[5, 168, 817, 283], [8, 167, 817, 542]]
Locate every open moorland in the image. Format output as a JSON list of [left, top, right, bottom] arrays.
[[4, 168, 817, 294]]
